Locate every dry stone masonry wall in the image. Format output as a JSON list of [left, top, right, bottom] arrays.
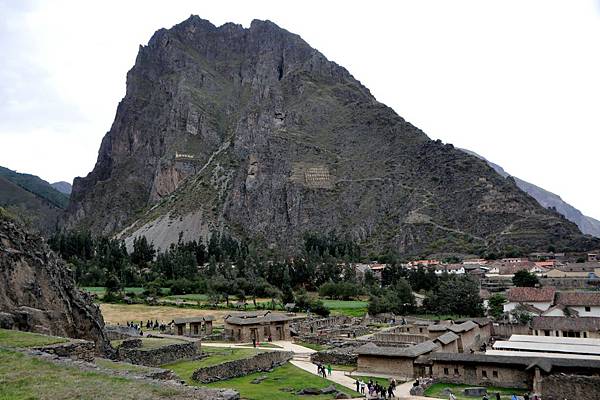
[[118, 341, 199, 367], [192, 351, 293, 383]]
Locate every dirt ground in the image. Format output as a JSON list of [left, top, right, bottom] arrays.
[[99, 304, 231, 326]]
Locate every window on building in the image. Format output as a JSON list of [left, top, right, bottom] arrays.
[[444, 368, 449, 375], [454, 368, 459, 375], [585, 306, 591, 312], [493, 371, 498, 378], [555, 331, 559, 336], [482, 370, 487, 378], [419, 328, 423, 333], [584, 332, 588, 338], [544, 330, 550, 336]]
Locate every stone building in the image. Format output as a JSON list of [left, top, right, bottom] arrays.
[[531, 316, 600, 338], [356, 341, 440, 378], [427, 352, 600, 396], [224, 311, 292, 342], [173, 316, 214, 336]]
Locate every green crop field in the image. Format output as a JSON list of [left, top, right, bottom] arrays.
[[321, 299, 368, 317], [0, 328, 68, 348]]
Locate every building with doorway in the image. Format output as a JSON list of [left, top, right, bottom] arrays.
[[172, 316, 214, 336], [223, 311, 292, 342]]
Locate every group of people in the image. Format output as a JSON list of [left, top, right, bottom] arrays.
[[450, 392, 538, 400], [316, 363, 332, 378], [124, 320, 170, 335], [355, 378, 397, 399]]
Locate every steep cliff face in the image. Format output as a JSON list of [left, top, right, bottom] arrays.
[[66, 16, 598, 255], [0, 212, 111, 354]]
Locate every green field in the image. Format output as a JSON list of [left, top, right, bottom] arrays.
[[163, 346, 265, 380], [321, 299, 368, 317], [424, 383, 527, 400], [0, 348, 206, 400], [0, 328, 68, 348], [164, 293, 209, 302], [94, 358, 156, 374], [203, 362, 357, 400]]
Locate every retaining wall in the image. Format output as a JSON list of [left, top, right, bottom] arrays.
[[311, 350, 357, 366], [192, 351, 293, 383], [34, 339, 96, 362], [541, 374, 600, 400], [118, 341, 199, 367]]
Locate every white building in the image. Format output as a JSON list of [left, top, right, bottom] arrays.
[[503, 287, 556, 314]]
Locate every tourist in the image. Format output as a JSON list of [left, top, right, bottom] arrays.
[[252, 338, 256, 348], [495, 393, 500, 400], [360, 380, 366, 395], [387, 384, 394, 399], [524, 394, 530, 400], [317, 363, 321, 374], [449, 393, 457, 400], [482, 395, 489, 400], [355, 379, 360, 393], [321, 366, 326, 379], [326, 364, 332, 376]]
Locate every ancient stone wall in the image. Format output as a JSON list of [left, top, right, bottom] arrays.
[[311, 350, 357, 366], [541, 374, 600, 400], [373, 332, 429, 344], [34, 339, 96, 362], [431, 361, 530, 389], [104, 325, 141, 340], [357, 355, 415, 379], [192, 351, 293, 383], [118, 341, 199, 367]]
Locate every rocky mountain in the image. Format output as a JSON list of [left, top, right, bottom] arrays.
[[0, 166, 69, 235], [51, 181, 73, 195], [65, 16, 599, 256], [461, 149, 600, 238], [0, 210, 111, 354]]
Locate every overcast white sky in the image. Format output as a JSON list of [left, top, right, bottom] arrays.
[[0, 0, 599, 220]]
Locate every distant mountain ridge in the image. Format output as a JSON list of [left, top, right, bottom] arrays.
[[461, 149, 600, 238], [0, 166, 70, 235], [51, 181, 72, 195]]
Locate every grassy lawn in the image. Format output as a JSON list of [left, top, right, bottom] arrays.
[[294, 341, 330, 351], [111, 337, 186, 350], [424, 383, 527, 400], [94, 358, 155, 374], [163, 346, 265, 381], [0, 348, 207, 400], [0, 328, 68, 348], [204, 362, 357, 400], [321, 299, 368, 317], [331, 364, 356, 372]]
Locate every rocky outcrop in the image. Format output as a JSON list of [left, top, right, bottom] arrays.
[[0, 214, 111, 354], [65, 16, 599, 255]]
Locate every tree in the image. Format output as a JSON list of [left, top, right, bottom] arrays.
[[487, 293, 506, 319], [512, 270, 539, 287], [368, 278, 415, 315], [131, 236, 156, 267], [424, 275, 483, 317]]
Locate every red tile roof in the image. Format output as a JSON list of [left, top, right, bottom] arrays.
[[556, 292, 600, 307], [507, 287, 556, 303]]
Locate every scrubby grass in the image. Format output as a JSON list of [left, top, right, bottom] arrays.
[[99, 303, 230, 325], [203, 362, 356, 400], [163, 346, 265, 381], [111, 337, 185, 350], [424, 383, 527, 400], [294, 341, 329, 351], [0, 348, 203, 400], [164, 293, 208, 302], [0, 328, 67, 348]]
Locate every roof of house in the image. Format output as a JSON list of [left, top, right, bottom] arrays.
[[556, 292, 600, 307], [224, 311, 292, 325], [558, 262, 600, 272], [428, 352, 600, 373], [173, 316, 214, 324], [541, 304, 579, 317], [507, 287, 556, 303], [435, 331, 460, 345], [356, 341, 439, 358], [531, 316, 600, 332], [427, 320, 478, 333]]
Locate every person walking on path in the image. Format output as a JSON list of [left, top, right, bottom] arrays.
[[326, 364, 332, 376], [360, 380, 366, 395], [355, 379, 360, 393], [321, 366, 326, 379]]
